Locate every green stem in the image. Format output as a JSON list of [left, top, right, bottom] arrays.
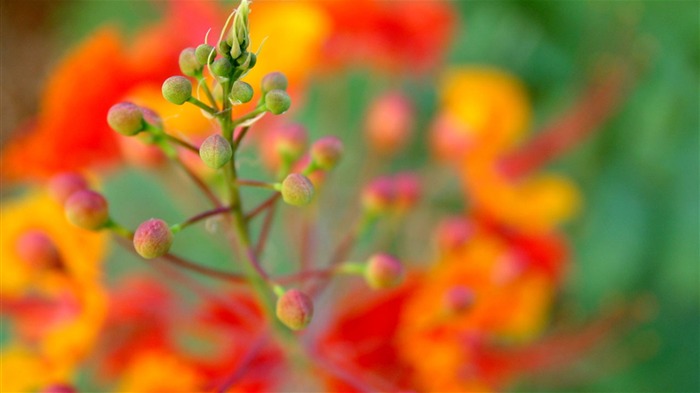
[[188, 96, 217, 115]]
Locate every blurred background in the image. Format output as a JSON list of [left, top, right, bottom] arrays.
[[2, 1, 698, 392]]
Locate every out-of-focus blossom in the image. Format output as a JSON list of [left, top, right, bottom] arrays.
[[1, 191, 108, 392], [364, 92, 415, 155]]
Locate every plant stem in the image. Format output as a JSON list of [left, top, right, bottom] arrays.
[[172, 205, 233, 232], [165, 134, 199, 153]]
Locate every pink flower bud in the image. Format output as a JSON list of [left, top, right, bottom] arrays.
[[365, 253, 403, 289], [361, 177, 396, 214], [64, 190, 109, 230], [443, 285, 475, 314], [48, 172, 88, 205], [311, 136, 343, 170], [276, 289, 313, 330], [273, 124, 308, 162], [40, 384, 77, 393], [435, 217, 474, 252], [133, 219, 174, 259], [281, 173, 315, 207], [393, 172, 421, 211], [107, 102, 145, 136], [15, 230, 62, 270], [365, 92, 414, 155]]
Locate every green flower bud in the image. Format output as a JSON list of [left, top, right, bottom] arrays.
[[265, 89, 291, 115], [261, 71, 288, 92], [64, 190, 109, 230], [229, 0, 251, 59], [133, 219, 173, 259], [195, 44, 216, 65], [107, 102, 144, 136], [276, 289, 313, 330], [230, 80, 254, 103], [217, 40, 232, 57], [48, 172, 88, 205], [311, 136, 343, 170], [281, 174, 315, 206], [162, 76, 192, 105], [199, 134, 232, 169], [179, 47, 202, 77], [365, 253, 403, 289], [211, 57, 234, 77]]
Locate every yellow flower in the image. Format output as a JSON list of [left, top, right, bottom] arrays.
[[1, 190, 108, 389]]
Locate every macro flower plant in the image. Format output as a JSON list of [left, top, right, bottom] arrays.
[[0, 1, 659, 392]]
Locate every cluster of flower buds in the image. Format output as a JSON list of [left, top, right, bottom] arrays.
[[57, 0, 412, 335]]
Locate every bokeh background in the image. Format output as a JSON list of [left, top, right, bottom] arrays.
[[2, 1, 698, 392]]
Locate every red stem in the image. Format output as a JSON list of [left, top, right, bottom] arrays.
[[173, 159, 224, 208], [500, 68, 628, 178], [215, 333, 268, 393], [180, 205, 232, 229], [254, 199, 278, 258], [245, 193, 281, 221]]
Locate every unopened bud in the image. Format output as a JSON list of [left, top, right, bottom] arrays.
[[64, 190, 109, 230], [139, 107, 163, 129], [361, 177, 396, 214], [273, 124, 307, 161], [394, 172, 421, 211], [230, 80, 254, 104], [281, 173, 315, 206], [199, 134, 232, 169], [179, 48, 202, 77], [48, 172, 88, 205], [133, 219, 173, 259], [443, 286, 475, 314], [211, 57, 234, 77], [16, 230, 62, 270], [162, 76, 192, 105], [40, 384, 77, 393], [195, 44, 216, 65], [435, 217, 474, 251], [365, 253, 403, 289], [311, 136, 343, 170], [217, 40, 232, 57], [276, 289, 313, 330], [107, 102, 144, 136], [365, 92, 414, 155], [265, 90, 291, 115], [261, 71, 288, 93]]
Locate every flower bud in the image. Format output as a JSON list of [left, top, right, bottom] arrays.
[[40, 384, 77, 393], [281, 173, 315, 206], [48, 172, 88, 205], [276, 289, 313, 330], [365, 253, 403, 289], [261, 71, 288, 92], [365, 92, 414, 155], [107, 102, 144, 136], [211, 57, 234, 77], [217, 40, 232, 57], [435, 217, 474, 252], [64, 190, 109, 230], [273, 124, 307, 161], [199, 134, 232, 169], [265, 89, 291, 115], [311, 136, 343, 170], [16, 230, 62, 270], [443, 286, 475, 315], [140, 107, 163, 129], [133, 219, 173, 259], [361, 177, 396, 214], [179, 48, 202, 77], [230, 80, 254, 103], [394, 172, 421, 211], [162, 76, 192, 105], [195, 44, 216, 65]]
